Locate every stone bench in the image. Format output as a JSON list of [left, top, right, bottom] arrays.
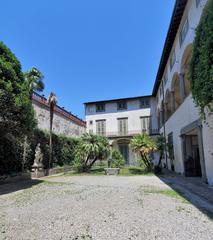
[[104, 168, 120, 175]]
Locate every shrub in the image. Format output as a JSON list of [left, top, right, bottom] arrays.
[[73, 133, 110, 172], [111, 149, 125, 168]]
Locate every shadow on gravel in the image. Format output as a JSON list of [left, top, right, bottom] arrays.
[[156, 174, 213, 221], [0, 179, 43, 196]]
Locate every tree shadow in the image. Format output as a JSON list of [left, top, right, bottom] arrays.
[[156, 174, 213, 221], [127, 167, 150, 175], [0, 179, 43, 196]]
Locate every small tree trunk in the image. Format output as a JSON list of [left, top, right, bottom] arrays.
[[49, 107, 54, 172], [22, 136, 28, 172]]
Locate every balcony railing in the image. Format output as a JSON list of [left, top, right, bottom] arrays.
[[97, 129, 159, 137]]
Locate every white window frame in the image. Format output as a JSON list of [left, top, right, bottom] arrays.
[[117, 101, 127, 110], [140, 116, 151, 134], [96, 120, 106, 136], [118, 118, 128, 135], [96, 103, 105, 112], [170, 50, 176, 70], [140, 99, 150, 108], [179, 18, 189, 46]]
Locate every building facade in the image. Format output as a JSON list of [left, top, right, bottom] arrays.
[[32, 92, 86, 137], [153, 0, 213, 184], [85, 96, 159, 165], [84, 0, 213, 185]]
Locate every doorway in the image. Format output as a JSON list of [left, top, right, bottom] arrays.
[[119, 144, 129, 165], [184, 133, 202, 177]]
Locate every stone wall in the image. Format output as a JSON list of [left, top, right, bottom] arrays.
[[32, 92, 86, 137]]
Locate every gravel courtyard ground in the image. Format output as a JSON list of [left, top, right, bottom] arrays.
[[0, 175, 213, 240]]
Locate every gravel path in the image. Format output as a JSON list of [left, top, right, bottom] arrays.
[[0, 175, 213, 240]]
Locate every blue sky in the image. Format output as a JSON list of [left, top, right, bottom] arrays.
[[0, 0, 175, 119]]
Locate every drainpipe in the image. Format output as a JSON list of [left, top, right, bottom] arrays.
[[162, 80, 168, 169]]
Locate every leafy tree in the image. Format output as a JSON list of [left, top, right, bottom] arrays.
[[111, 149, 125, 168], [130, 134, 156, 171], [73, 133, 110, 172], [0, 41, 36, 137], [0, 41, 36, 174], [24, 67, 44, 97], [47, 92, 57, 170], [189, 0, 213, 117]]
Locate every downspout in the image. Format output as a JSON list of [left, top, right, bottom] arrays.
[[162, 80, 168, 168]]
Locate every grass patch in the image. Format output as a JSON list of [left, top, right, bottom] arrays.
[[65, 166, 154, 176], [143, 187, 189, 203]]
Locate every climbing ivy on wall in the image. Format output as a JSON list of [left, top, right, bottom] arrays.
[[189, 0, 213, 117]]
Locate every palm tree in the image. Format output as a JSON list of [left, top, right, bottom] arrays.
[[24, 67, 44, 97], [23, 67, 44, 172], [74, 133, 110, 172], [47, 92, 57, 170], [130, 134, 157, 171], [156, 135, 166, 167]]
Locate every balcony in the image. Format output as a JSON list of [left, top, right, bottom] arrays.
[[97, 129, 159, 138]]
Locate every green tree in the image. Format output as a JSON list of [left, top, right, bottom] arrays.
[[47, 92, 57, 169], [24, 67, 44, 98], [111, 149, 125, 168], [73, 133, 110, 172], [0, 41, 36, 174], [0, 41, 36, 137], [189, 0, 213, 117], [130, 134, 156, 171]]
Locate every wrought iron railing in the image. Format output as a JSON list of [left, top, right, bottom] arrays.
[[97, 129, 159, 137]]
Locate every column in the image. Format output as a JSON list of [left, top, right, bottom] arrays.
[[197, 125, 207, 183]]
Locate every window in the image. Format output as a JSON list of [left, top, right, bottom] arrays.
[[179, 18, 189, 46], [196, 0, 201, 7], [118, 118, 128, 135], [140, 99, 150, 108], [117, 101, 127, 110], [96, 103, 105, 112], [96, 120, 106, 136], [163, 71, 168, 85], [141, 116, 151, 134], [170, 50, 176, 70], [160, 84, 163, 96], [89, 120, 93, 125], [87, 106, 93, 113]]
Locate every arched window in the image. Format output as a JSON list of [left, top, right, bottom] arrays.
[[165, 90, 172, 121], [181, 44, 192, 98], [171, 73, 182, 110]]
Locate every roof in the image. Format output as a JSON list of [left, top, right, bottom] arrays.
[[84, 94, 153, 105], [32, 91, 86, 127], [152, 0, 188, 96]]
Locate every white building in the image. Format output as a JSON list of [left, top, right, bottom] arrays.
[[84, 96, 159, 165], [84, 0, 213, 185], [153, 0, 213, 184], [32, 92, 86, 137]]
